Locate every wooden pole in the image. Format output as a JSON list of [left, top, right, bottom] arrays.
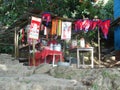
[[16, 32, 19, 58], [14, 29, 17, 59], [32, 39, 36, 66], [28, 45, 30, 66], [98, 28, 101, 67]]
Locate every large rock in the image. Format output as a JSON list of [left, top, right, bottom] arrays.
[[1, 54, 120, 90]]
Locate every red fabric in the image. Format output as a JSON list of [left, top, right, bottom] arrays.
[[42, 13, 51, 26], [74, 20, 83, 31], [82, 19, 91, 32], [89, 20, 98, 30], [99, 20, 111, 39], [29, 50, 63, 66], [22, 29, 25, 43]]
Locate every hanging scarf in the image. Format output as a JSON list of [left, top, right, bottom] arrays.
[[89, 20, 98, 30], [21, 28, 25, 43], [99, 19, 111, 39], [82, 19, 91, 32], [42, 12, 51, 26], [74, 19, 83, 32], [57, 19, 62, 36], [51, 19, 58, 35]]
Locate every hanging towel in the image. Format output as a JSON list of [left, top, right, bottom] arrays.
[[82, 19, 91, 32], [44, 26, 47, 35], [42, 12, 51, 26], [74, 19, 83, 32], [51, 19, 58, 35], [57, 20, 62, 36], [61, 21, 72, 40], [21, 28, 25, 43], [89, 20, 98, 30], [99, 19, 111, 39]]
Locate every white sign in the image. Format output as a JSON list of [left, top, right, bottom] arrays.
[[29, 16, 41, 40]]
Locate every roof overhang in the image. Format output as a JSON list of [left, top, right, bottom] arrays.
[[110, 17, 120, 27]]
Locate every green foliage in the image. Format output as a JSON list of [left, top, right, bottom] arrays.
[[92, 83, 99, 90], [0, 0, 114, 53], [0, 0, 113, 26], [98, 0, 113, 20], [0, 45, 14, 54]]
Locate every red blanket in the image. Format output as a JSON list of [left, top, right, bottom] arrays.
[[30, 50, 63, 66]]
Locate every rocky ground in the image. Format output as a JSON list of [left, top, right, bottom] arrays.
[[0, 53, 120, 90]]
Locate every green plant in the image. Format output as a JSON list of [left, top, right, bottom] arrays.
[[92, 83, 99, 90]]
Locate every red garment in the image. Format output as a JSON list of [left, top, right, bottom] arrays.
[[42, 12, 51, 26], [74, 20, 83, 31], [99, 19, 111, 39], [21, 29, 25, 43], [89, 20, 98, 30], [82, 19, 91, 32]]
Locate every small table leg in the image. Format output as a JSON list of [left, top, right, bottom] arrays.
[[77, 49, 80, 68]]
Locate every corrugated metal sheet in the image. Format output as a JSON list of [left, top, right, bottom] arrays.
[[114, 26, 120, 50], [114, 0, 120, 50], [114, 0, 120, 19]]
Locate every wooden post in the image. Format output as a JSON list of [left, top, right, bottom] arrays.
[[16, 32, 19, 58], [28, 45, 31, 66], [14, 29, 17, 59], [32, 39, 36, 66], [98, 28, 101, 67]]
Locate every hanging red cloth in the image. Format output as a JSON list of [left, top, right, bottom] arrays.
[[21, 28, 25, 43], [99, 19, 111, 39], [74, 19, 83, 32], [89, 20, 98, 30], [42, 12, 51, 26], [82, 19, 91, 32]]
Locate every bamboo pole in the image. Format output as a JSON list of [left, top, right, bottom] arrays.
[[16, 32, 19, 58], [32, 39, 36, 66], [28, 45, 31, 66], [98, 28, 101, 67], [14, 28, 17, 59]]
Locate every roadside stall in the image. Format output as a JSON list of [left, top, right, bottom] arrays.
[[16, 11, 111, 68]]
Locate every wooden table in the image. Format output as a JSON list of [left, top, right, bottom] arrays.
[[69, 47, 94, 68]]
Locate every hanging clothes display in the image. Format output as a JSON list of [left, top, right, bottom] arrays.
[[51, 19, 58, 35], [82, 19, 91, 32], [61, 21, 72, 40], [74, 19, 83, 32], [42, 12, 51, 26], [21, 28, 25, 43], [57, 19, 62, 36], [98, 19, 111, 39], [89, 20, 98, 30], [44, 26, 47, 35]]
